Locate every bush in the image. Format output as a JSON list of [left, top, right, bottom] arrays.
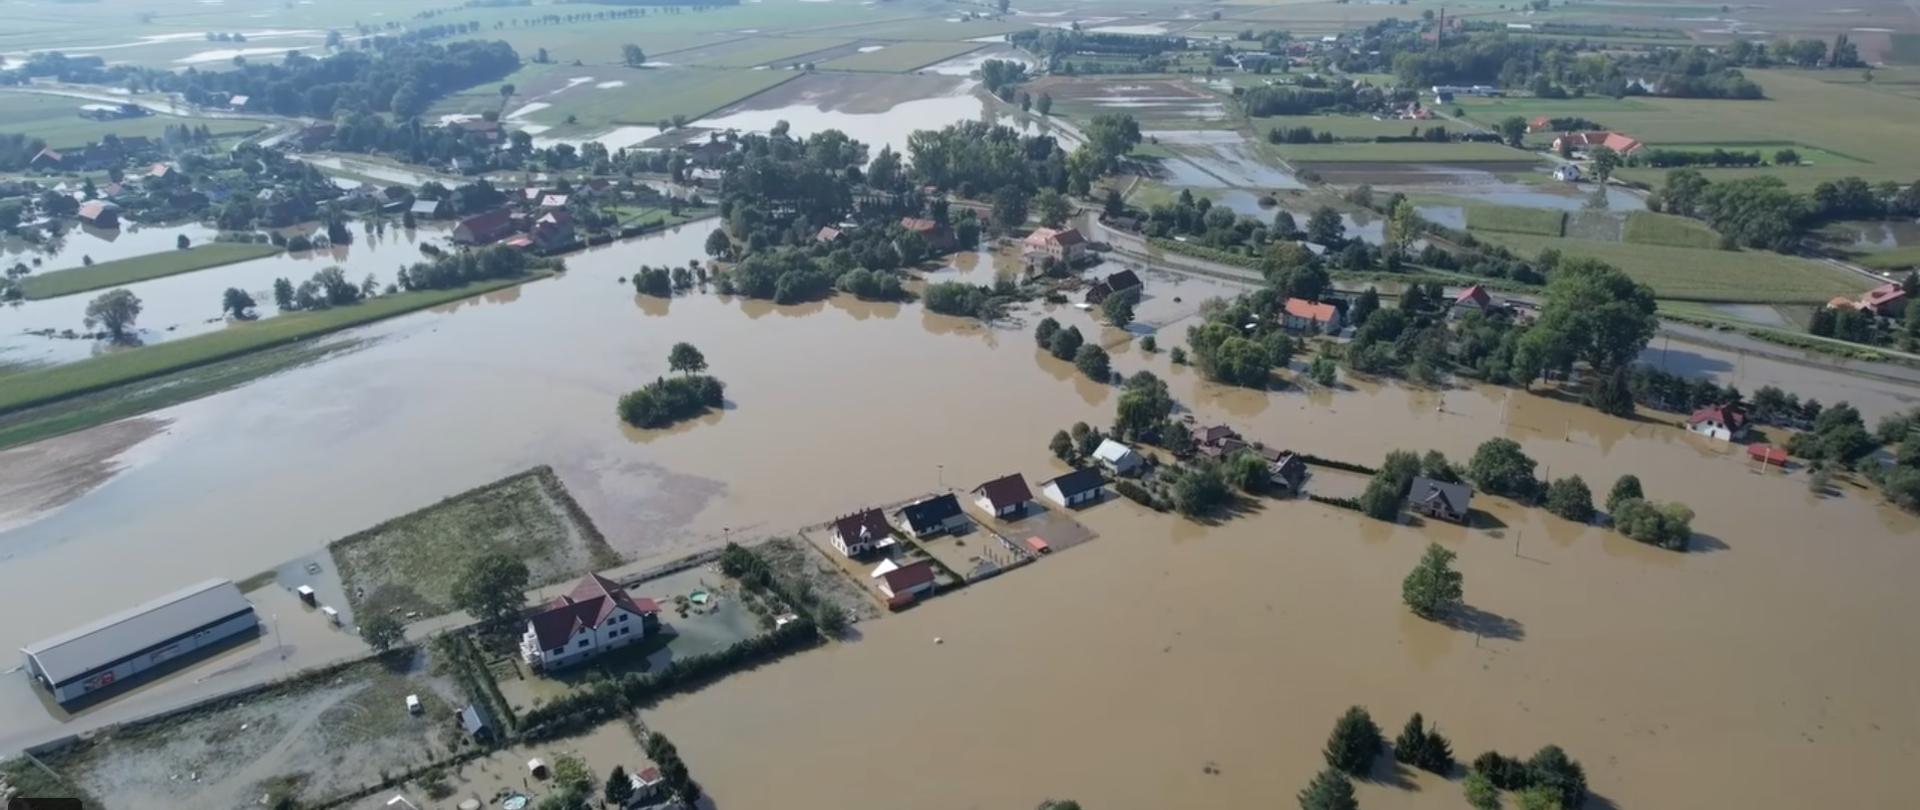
[[1606, 474, 1643, 513], [1544, 476, 1594, 522], [617, 375, 725, 428], [1140, 335, 1158, 352], [1526, 745, 1588, 810], [1611, 498, 1693, 550], [1322, 706, 1382, 776], [923, 281, 993, 318], [1472, 751, 1532, 791], [1468, 437, 1538, 501]]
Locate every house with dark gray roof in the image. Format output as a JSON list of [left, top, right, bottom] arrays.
[[896, 493, 968, 538], [1407, 476, 1472, 523], [1042, 468, 1107, 508]]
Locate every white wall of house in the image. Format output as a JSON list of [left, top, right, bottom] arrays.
[[1690, 420, 1735, 441], [523, 606, 648, 670], [976, 495, 1021, 518], [831, 529, 877, 557], [1044, 483, 1101, 507]]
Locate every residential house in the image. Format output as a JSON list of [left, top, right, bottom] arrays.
[[1085, 269, 1141, 305], [227, 94, 250, 110], [1092, 438, 1144, 476], [626, 767, 667, 806], [1265, 450, 1307, 493], [829, 507, 895, 557], [1528, 115, 1555, 133], [141, 163, 175, 183], [899, 216, 951, 252], [28, 148, 64, 169], [1282, 297, 1342, 334], [1406, 476, 1472, 523], [1859, 282, 1908, 318], [1552, 164, 1582, 182], [1551, 131, 1644, 156], [877, 559, 937, 604], [1042, 468, 1106, 508], [816, 225, 844, 244], [76, 200, 119, 229], [1449, 284, 1500, 320], [410, 198, 451, 219], [896, 493, 969, 538], [1687, 404, 1749, 442], [453, 208, 516, 245], [519, 574, 660, 672], [530, 210, 575, 251], [540, 194, 569, 209], [1024, 227, 1088, 263], [972, 473, 1034, 519]]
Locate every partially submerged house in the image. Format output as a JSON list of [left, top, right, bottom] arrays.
[[1024, 226, 1088, 263], [1406, 476, 1471, 523], [1282, 297, 1342, 334], [828, 507, 895, 557], [530, 210, 575, 251], [1042, 467, 1106, 508], [76, 200, 120, 229], [520, 574, 659, 672], [1265, 450, 1307, 493], [896, 493, 968, 539], [1092, 438, 1144, 476], [973, 473, 1034, 519], [453, 208, 516, 245], [1085, 268, 1141, 305], [410, 198, 451, 220], [1687, 404, 1749, 442], [877, 559, 937, 605]]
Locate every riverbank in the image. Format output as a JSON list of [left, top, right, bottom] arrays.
[[0, 270, 555, 449], [19, 242, 283, 300]]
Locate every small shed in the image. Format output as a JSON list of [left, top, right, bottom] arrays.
[[295, 585, 317, 606], [1748, 443, 1789, 467], [460, 703, 495, 741], [528, 758, 550, 779], [1024, 536, 1051, 555]]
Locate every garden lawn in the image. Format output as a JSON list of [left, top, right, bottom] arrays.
[[820, 41, 983, 72], [1622, 211, 1722, 249], [1479, 233, 1873, 303], [1270, 141, 1536, 163], [0, 271, 553, 416], [1465, 204, 1566, 237], [329, 465, 620, 620], [0, 91, 268, 148], [20, 243, 281, 300]]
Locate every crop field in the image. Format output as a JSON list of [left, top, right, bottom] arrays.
[[820, 41, 984, 73], [811, 16, 1031, 41], [434, 66, 795, 133], [20, 243, 282, 300], [1253, 114, 1436, 140], [1479, 233, 1873, 303], [0, 92, 268, 148], [670, 36, 854, 68], [1622, 211, 1722, 249], [1855, 246, 1920, 272], [1465, 204, 1566, 237], [330, 465, 619, 620], [0, 272, 553, 417], [1268, 140, 1537, 163]]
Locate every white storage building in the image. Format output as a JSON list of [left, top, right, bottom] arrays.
[[20, 579, 258, 704]]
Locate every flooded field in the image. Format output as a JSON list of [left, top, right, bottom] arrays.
[[1, 222, 451, 366], [692, 72, 989, 156], [2, 221, 223, 270]]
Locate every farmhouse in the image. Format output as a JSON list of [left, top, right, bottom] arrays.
[[1688, 404, 1749, 442], [76, 200, 120, 228], [1024, 226, 1088, 263], [1092, 438, 1144, 475], [530, 210, 575, 251], [1085, 269, 1141, 305], [1748, 443, 1789, 467], [1551, 131, 1644, 156], [973, 473, 1034, 519], [1266, 450, 1307, 493], [828, 507, 895, 557], [29, 148, 64, 169], [453, 208, 517, 245], [899, 216, 952, 251], [1407, 476, 1472, 523], [1282, 297, 1342, 334], [21, 579, 258, 705], [1042, 467, 1107, 508], [1859, 282, 1908, 318], [519, 574, 659, 672], [896, 493, 969, 538]]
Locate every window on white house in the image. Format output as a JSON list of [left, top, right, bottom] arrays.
[[577, 639, 589, 648]]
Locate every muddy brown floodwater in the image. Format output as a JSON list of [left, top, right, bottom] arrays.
[[0, 219, 1916, 805]]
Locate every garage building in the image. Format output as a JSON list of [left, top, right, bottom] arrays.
[[20, 579, 258, 704]]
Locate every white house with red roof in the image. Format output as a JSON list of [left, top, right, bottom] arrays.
[[1687, 404, 1749, 442], [1024, 226, 1088, 262], [1282, 297, 1342, 334], [520, 574, 659, 671]]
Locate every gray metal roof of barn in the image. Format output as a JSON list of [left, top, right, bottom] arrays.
[[21, 579, 253, 685]]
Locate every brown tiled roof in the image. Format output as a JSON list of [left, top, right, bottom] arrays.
[[831, 508, 892, 545], [973, 473, 1032, 509], [526, 574, 653, 651], [1284, 297, 1337, 323]]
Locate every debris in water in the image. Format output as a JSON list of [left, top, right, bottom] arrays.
[[933, 637, 943, 644]]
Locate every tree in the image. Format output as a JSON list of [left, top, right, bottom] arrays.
[[1606, 474, 1643, 513], [622, 43, 645, 66], [84, 289, 142, 341], [1526, 745, 1588, 810], [1164, 420, 1195, 455], [1035, 316, 1062, 347], [705, 229, 732, 260], [1297, 768, 1358, 810], [222, 287, 257, 320], [1516, 786, 1564, 810], [359, 613, 404, 652], [1587, 364, 1635, 416], [1393, 712, 1455, 774], [1545, 476, 1594, 522], [1036, 93, 1053, 115], [1402, 543, 1463, 620], [1140, 335, 1157, 352], [1048, 325, 1084, 361], [1498, 115, 1528, 147], [176, 233, 191, 250], [1611, 498, 1693, 550], [1306, 206, 1345, 245], [993, 185, 1030, 231], [1773, 148, 1800, 166], [1468, 437, 1537, 500], [1533, 259, 1657, 378], [1114, 372, 1174, 438], [1074, 344, 1110, 380], [272, 277, 295, 311], [1323, 706, 1382, 776], [1172, 461, 1231, 516], [449, 553, 531, 626], [1590, 145, 1620, 182], [1035, 189, 1071, 228], [1224, 450, 1269, 493], [605, 765, 634, 808], [1464, 770, 1501, 810], [668, 342, 707, 375], [1102, 285, 1140, 327], [1308, 355, 1337, 386], [1050, 430, 1075, 462], [1350, 287, 1380, 327]]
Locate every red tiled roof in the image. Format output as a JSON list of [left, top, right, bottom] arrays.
[[830, 507, 892, 545], [882, 559, 936, 594], [526, 574, 653, 651], [77, 200, 114, 220], [1689, 404, 1747, 431], [1748, 444, 1788, 465], [816, 226, 842, 242], [973, 473, 1032, 510], [1862, 282, 1907, 312], [1284, 297, 1337, 323], [637, 767, 663, 784], [900, 217, 939, 233], [1454, 284, 1491, 307]]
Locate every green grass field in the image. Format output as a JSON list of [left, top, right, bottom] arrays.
[[809, 16, 1029, 41], [1854, 246, 1920, 272], [1269, 141, 1537, 163], [1465, 204, 1566, 237], [434, 66, 795, 133], [0, 91, 268, 148], [0, 271, 553, 417], [820, 41, 983, 72], [1622, 210, 1722, 249], [20, 242, 281, 300], [1479, 233, 1872, 303], [672, 36, 852, 68], [1638, 141, 1866, 165], [1253, 114, 1436, 140], [330, 465, 619, 620]]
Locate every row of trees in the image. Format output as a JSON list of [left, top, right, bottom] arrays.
[[1653, 170, 1920, 252], [1304, 705, 1588, 810]]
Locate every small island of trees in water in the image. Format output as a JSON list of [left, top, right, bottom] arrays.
[[617, 342, 725, 429]]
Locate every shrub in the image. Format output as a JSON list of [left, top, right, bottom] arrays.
[[617, 375, 725, 428], [1472, 751, 1532, 791], [1544, 476, 1594, 522], [1611, 498, 1693, 550]]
